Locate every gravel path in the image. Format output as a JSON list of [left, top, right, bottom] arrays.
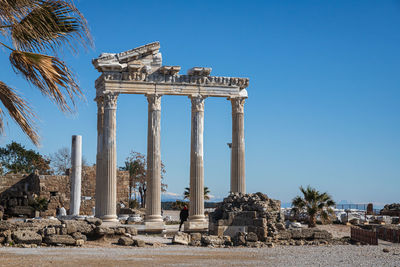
[[1, 244, 400, 267]]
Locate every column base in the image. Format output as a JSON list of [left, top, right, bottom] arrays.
[[184, 220, 208, 232], [101, 214, 118, 222], [143, 221, 165, 233]]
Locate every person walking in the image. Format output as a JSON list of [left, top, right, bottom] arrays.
[[179, 206, 189, 231]]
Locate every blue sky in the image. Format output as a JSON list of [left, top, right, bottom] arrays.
[[1, 0, 399, 205]]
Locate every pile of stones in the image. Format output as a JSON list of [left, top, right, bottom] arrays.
[[209, 192, 285, 240], [0, 218, 137, 247]]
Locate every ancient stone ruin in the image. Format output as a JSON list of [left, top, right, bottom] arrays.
[[92, 41, 249, 232]]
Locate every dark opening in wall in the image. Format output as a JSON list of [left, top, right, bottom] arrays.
[[50, 191, 58, 197]]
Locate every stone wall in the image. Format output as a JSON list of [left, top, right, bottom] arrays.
[[0, 167, 130, 217]]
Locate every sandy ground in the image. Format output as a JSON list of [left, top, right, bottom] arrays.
[[0, 225, 399, 266]]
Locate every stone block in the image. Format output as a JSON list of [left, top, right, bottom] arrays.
[[256, 227, 269, 241], [71, 232, 87, 241], [95, 226, 115, 236], [290, 229, 303, 239], [75, 239, 84, 246], [232, 232, 246, 246], [44, 235, 76, 245], [118, 236, 133, 246], [12, 230, 42, 245], [313, 230, 332, 240], [190, 232, 202, 242], [133, 239, 145, 247], [44, 227, 56, 236], [172, 232, 190, 245], [246, 232, 258, 242], [223, 235, 233, 246], [301, 229, 314, 239], [125, 227, 138, 236], [86, 218, 102, 226], [277, 231, 292, 240], [253, 218, 267, 227], [113, 227, 126, 235], [201, 235, 224, 247]]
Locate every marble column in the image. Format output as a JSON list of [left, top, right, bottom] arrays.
[[99, 92, 118, 222], [230, 97, 246, 194], [70, 135, 82, 216], [144, 94, 164, 231], [95, 97, 104, 218], [185, 95, 207, 231]]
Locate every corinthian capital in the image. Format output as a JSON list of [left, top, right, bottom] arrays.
[[103, 92, 119, 109], [231, 97, 245, 114], [146, 94, 162, 111], [190, 95, 206, 112]]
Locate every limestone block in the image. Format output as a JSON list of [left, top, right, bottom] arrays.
[[62, 220, 93, 235], [313, 230, 332, 240], [95, 226, 115, 236], [125, 227, 138, 236], [201, 235, 224, 247], [12, 230, 42, 245], [132, 238, 145, 247], [86, 218, 102, 226], [253, 218, 267, 227], [71, 232, 87, 241], [118, 236, 133, 246], [44, 227, 56, 236], [44, 235, 76, 245], [232, 232, 246, 246], [75, 239, 84, 246], [246, 232, 258, 242], [172, 232, 190, 245], [112, 227, 126, 235], [277, 231, 292, 240]]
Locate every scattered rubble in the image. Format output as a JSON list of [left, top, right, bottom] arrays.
[[0, 217, 137, 247]]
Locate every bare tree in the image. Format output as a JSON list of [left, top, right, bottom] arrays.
[[50, 147, 88, 175]]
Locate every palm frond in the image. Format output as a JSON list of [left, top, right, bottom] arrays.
[[0, 81, 38, 145], [0, 0, 36, 25], [9, 50, 84, 112], [9, 0, 92, 53]]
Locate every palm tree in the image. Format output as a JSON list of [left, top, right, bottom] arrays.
[[291, 185, 336, 228], [0, 0, 92, 145], [183, 186, 211, 201]]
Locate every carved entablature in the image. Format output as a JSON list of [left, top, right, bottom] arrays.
[[93, 42, 250, 98], [187, 67, 212, 76]]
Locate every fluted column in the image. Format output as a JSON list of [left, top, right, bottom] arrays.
[[188, 95, 206, 223], [230, 97, 246, 193], [100, 92, 118, 222], [95, 96, 104, 218], [145, 94, 163, 223]]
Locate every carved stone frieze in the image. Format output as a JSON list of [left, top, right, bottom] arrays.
[[231, 97, 245, 114], [187, 67, 212, 76], [190, 95, 206, 112], [146, 94, 162, 111], [103, 92, 119, 109]]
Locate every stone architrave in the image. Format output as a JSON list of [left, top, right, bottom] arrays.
[[230, 97, 246, 193], [184, 95, 208, 232], [99, 91, 119, 222], [144, 94, 164, 231], [70, 135, 82, 215]]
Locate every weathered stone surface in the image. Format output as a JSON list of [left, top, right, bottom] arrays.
[[44, 235, 76, 245], [232, 232, 246, 246], [95, 226, 115, 236], [44, 227, 56, 236], [71, 232, 87, 241], [12, 230, 42, 245], [86, 218, 102, 226], [246, 232, 258, 242], [201, 235, 224, 247], [62, 220, 93, 235], [172, 232, 190, 245], [75, 239, 84, 246], [112, 227, 126, 235], [118, 236, 133, 246], [132, 239, 145, 247], [125, 227, 138, 236]]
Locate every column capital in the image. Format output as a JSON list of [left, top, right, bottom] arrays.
[[103, 92, 119, 109], [230, 97, 245, 114], [189, 95, 206, 112], [146, 94, 162, 111]]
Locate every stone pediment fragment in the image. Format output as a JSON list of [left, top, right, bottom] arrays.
[[158, 66, 181, 75], [187, 67, 212, 76]]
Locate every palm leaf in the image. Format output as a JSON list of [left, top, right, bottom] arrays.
[[0, 81, 38, 145], [0, 0, 36, 25], [9, 50, 83, 112], [9, 0, 92, 53]]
